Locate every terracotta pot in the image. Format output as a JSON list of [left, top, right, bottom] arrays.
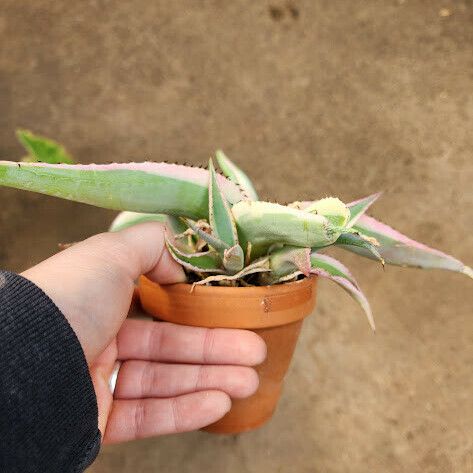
[[138, 275, 318, 434]]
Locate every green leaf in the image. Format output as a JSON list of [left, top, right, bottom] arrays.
[[232, 201, 342, 256], [269, 246, 311, 278], [208, 158, 239, 247], [334, 232, 385, 267], [223, 245, 245, 274], [166, 215, 188, 235], [165, 238, 223, 273], [109, 212, 188, 238], [346, 192, 381, 228], [310, 252, 358, 287], [182, 218, 230, 252], [17, 129, 75, 164], [215, 150, 259, 200], [0, 161, 243, 220]]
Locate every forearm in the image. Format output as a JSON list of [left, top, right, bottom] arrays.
[[0, 271, 100, 473]]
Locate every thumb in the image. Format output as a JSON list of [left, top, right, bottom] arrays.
[[22, 222, 186, 364], [111, 221, 187, 284]]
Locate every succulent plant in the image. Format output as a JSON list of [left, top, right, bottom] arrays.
[[1, 130, 471, 329]]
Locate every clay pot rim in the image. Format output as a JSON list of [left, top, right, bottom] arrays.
[[139, 275, 318, 329], [152, 275, 317, 297]]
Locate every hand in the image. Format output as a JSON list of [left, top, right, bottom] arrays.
[[22, 223, 266, 443]]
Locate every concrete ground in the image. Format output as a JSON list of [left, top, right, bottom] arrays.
[[1, 1, 472, 471]]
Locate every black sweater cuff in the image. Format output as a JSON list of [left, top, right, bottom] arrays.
[[0, 271, 101, 472]]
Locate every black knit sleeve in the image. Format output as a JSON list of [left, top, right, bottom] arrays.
[[0, 271, 101, 473]]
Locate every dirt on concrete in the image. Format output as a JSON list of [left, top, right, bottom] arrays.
[[1, 1, 472, 472]]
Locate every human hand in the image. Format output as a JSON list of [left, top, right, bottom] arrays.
[[22, 223, 266, 443]]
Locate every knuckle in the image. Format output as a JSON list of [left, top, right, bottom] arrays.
[[141, 362, 156, 397], [170, 397, 183, 432], [150, 323, 165, 359], [133, 400, 147, 439], [195, 365, 209, 390], [202, 328, 216, 364]]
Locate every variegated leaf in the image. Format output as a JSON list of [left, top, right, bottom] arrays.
[[182, 217, 230, 252], [208, 158, 239, 248], [310, 252, 359, 287], [269, 246, 311, 278], [231, 201, 342, 255], [166, 215, 188, 235], [223, 245, 245, 274], [165, 238, 223, 273], [334, 232, 385, 267], [329, 274, 375, 331], [109, 211, 167, 232], [0, 161, 243, 220], [352, 215, 473, 278], [215, 150, 259, 200], [304, 197, 351, 228], [310, 257, 374, 330], [346, 192, 381, 228], [193, 257, 271, 286]]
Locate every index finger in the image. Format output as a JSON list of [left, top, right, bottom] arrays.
[[116, 319, 267, 366]]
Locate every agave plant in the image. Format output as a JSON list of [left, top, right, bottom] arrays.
[[1, 130, 471, 330]]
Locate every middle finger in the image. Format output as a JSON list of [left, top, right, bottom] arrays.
[[114, 360, 259, 399]]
